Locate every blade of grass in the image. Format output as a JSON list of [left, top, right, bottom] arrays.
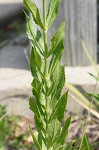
[[81, 39, 98, 73], [68, 92, 99, 118], [78, 114, 91, 150], [83, 142, 99, 150], [79, 73, 99, 150], [66, 83, 96, 109]]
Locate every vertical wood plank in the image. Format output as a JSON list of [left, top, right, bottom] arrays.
[[32, 0, 97, 66], [63, 0, 97, 66]]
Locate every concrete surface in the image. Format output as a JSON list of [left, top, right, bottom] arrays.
[[1, 66, 98, 92], [66, 66, 99, 85], [0, 32, 29, 69], [0, 44, 29, 69], [0, 68, 32, 118], [0, 66, 99, 117]]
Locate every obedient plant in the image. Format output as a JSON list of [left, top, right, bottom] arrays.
[[23, 0, 71, 149]]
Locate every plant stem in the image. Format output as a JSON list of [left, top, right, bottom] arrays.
[[43, 0, 48, 75], [43, 0, 49, 145]]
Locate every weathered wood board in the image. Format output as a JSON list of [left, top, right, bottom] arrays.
[[63, 0, 97, 66], [33, 0, 97, 66]]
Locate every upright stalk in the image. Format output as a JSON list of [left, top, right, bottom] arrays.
[[24, 0, 71, 149], [43, 0, 49, 142], [43, 0, 48, 74]]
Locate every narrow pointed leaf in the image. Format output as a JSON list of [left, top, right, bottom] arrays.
[[47, 0, 62, 27], [29, 97, 39, 114], [29, 97, 45, 129], [29, 123, 41, 150], [59, 116, 71, 142], [32, 78, 42, 100], [65, 141, 74, 150], [46, 119, 60, 148], [89, 73, 99, 81], [24, 0, 44, 28], [85, 93, 99, 102], [54, 117, 71, 150], [35, 115, 46, 134], [33, 47, 43, 74], [29, 97, 44, 118], [54, 66, 65, 99], [49, 41, 64, 75], [50, 65, 65, 108], [80, 134, 94, 150], [30, 47, 44, 78], [49, 22, 65, 75], [49, 63, 62, 96], [50, 92, 68, 122], [30, 48, 38, 78], [48, 21, 65, 57], [50, 66, 65, 108], [25, 13, 43, 55]]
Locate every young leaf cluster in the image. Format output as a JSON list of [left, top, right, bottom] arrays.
[[23, 0, 71, 149]]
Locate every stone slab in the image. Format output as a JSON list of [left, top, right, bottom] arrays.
[[0, 31, 29, 69], [66, 66, 99, 85], [0, 44, 29, 70], [0, 68, 33, 119], [0, 66, 99, 117]]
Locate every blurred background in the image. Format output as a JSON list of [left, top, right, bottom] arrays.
[[0, 0, 99, 149]]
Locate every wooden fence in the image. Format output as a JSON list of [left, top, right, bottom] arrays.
[[34, 0, 97, 66]]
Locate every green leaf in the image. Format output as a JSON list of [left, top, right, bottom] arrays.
[[29, 98, 46, 147], [24, 0, 44, 28], [30, 48, 44, 79], [89, 73, 99, 81], [29, 97, 45, 118], [48, 21, 65, 57], [48, 63, 61, 96], [47, 0, 62, 27], [25, 13, 44, 55], [50, 65, 65, 108], [54, 117, 71, 150], [29, 123, 41, 150], [65, 141, 74, 150], [29, 97, 45, 130], [50, 92, 68, 122], [49, 22, 65, 75], [46, 119, 60, 148], [30, 48, 38, 78], [38, 132, 47, 150], [80, 134, 94, 150], [29, 97, 39, 115], [85, 93, 99, 102], [35, 115, 46, 136], [54, 66, 65, 99], [33, 47, 42, 71], [32, 78, 42, 100]]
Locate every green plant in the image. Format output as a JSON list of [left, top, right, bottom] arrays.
[[0, 104, 33, 150], [23, 0, 71, 149], [23, 0, 96, 149], [0, 105, 8, 148]]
